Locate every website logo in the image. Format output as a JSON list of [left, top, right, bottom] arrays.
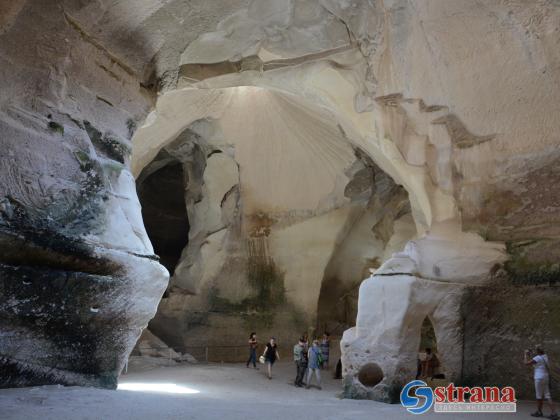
[[400, 380, 434, 414], [400, 381, 517, 414]]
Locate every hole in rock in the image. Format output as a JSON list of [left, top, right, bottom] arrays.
[[357, 363, 383, 387], [137, 161, 189, 276]]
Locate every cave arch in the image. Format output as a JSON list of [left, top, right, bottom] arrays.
[[418, 316, 443, 379], [131, 85, 419, 355], [132, 83, 438, 235]]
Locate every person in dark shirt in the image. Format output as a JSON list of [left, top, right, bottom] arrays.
[[246, 332, 258, 369], [263, 337, 280, 379]]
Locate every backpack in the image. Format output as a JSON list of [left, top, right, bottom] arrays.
[[316, 349, 324, 366]]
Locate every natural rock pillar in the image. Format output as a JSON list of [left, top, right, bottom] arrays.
[[0, 1, 169, 388], [341, 222, 505, 402]]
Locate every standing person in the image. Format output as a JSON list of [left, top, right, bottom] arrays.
[[246, 332, 258, 369], [320, 332, 330, 369], [420, 348, 435, 378], [293, 337, 307, 387], [263, 337, 280, 380], [306, 339, 323, 390], [524, 345, 558, 419]]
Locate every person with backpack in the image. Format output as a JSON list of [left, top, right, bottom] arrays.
[[293, 337, 307, 387], [306, 339, 323, 390], [525, 345, 558, 419]]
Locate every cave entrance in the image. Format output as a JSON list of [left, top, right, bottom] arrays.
[[417, 316, 444, 380], [136, 161, 189, 277]]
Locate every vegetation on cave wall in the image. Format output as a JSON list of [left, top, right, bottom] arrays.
[[208, 256, 286, 328]]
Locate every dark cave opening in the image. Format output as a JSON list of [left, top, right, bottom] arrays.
[[137, 162, 189, 276], [418, 316, 444, 379]]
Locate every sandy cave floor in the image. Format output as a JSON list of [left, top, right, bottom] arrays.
[[0, 359, 543, 419]]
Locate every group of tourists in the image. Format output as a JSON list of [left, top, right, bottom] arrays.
[[245, 332, 331, 389], [293, 333, 330, 389], [247, 332, 558, 417]]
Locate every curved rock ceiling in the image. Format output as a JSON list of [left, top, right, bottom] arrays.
[[1, 0, 559, 399]]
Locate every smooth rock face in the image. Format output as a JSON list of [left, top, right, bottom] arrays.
[[1, 0, 559, 397], [0, 1, 168, 388]]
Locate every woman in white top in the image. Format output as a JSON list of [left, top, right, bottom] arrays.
[[525, 345, 557, 419]]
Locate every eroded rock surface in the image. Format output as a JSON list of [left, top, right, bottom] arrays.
[[340, 223, 506, 401], [1, 0, 559, 397], [0, 1, 168, 388], [130, 1, 559, 399]]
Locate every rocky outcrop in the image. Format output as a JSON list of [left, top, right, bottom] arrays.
[[340, 223, 506, 401], [0, 1, 168, 388]]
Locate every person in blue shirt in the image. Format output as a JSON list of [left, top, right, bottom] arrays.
[[306, 339, 323, 390]]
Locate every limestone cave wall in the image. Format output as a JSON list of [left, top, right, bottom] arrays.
[[0, 1, 168, 388], [462, 282, 560, 399], [1, 0, 559, 393]]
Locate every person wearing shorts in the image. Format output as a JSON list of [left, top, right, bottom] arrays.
[[525, 345, 557, 419]]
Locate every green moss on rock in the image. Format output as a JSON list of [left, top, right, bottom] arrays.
[[83, 120, 131, 164], [48, 121, 64, 136], [207, 258, 285, 328]]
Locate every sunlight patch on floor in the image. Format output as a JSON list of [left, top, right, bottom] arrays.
[[117, 382, 200, 394]]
